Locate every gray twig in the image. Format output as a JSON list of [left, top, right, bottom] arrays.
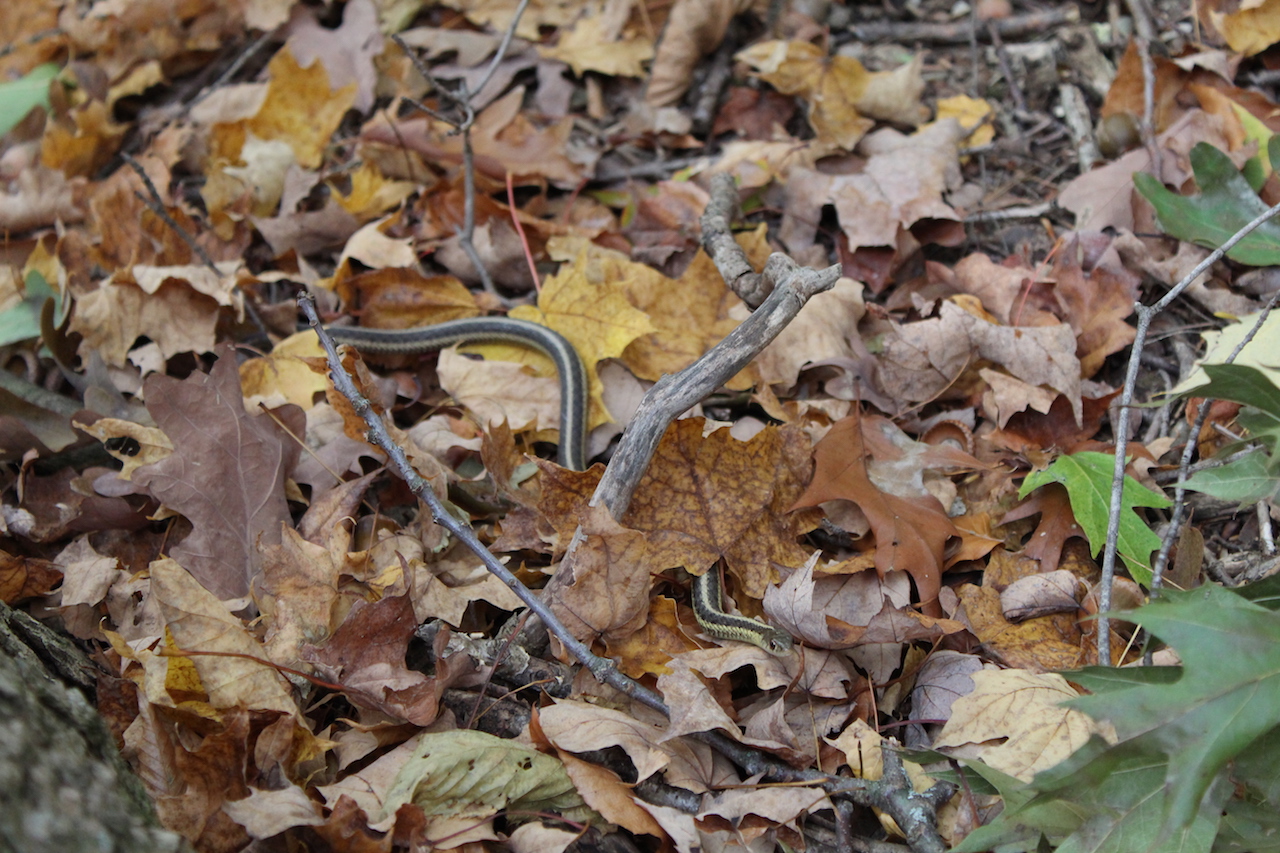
[[1100, 200, 1280, 664]]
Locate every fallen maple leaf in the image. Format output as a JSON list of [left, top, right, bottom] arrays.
[[538, 12, 653, 77], [737, 41, 927, 151], [475, 246, 656, 430]]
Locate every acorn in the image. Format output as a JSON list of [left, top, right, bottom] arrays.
[[1096, 112, 1141, 159]]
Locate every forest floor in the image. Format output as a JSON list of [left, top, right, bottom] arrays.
[[4, 0, 1280, 851]]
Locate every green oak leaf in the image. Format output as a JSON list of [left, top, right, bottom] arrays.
[[1019, 451, 1171, 586]]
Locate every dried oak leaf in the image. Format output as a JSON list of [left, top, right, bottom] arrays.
[[137, 704, 254, 850], [878, 299, 1082, 424], [765, 558, 964, 649], [1049, 232, 1140, 378], [70, 274, 223, 369], [301, 593, 473, 725], [790, 413, 957, 615], [133, 350, 304, 601], [1000, 483, 1087, 574], [210, 45, 356, 171], [779, 122, 966, 282], [646, 0, 759, 107]]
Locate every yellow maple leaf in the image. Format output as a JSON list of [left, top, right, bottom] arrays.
[[474, 249, 655, 429], [211, 46, 356, 170], [546, 230, 768, 391]]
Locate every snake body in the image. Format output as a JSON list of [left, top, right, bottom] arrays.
[[328, 317, 794, 656]]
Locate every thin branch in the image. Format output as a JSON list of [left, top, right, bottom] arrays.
[[1100, 199, 1280, 664], [121, 153, 219, 276], [298, 292, 671, 717], [390, 1, 533, 300]]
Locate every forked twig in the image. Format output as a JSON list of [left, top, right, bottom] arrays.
[[301, 175, 954, 850], [390, 0, 532, 299]]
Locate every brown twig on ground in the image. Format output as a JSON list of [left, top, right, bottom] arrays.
[[986, 21, 1027, 114], [699, 172, 775, 307], [846, 6, 1078, 45], [121, 153, 220, 276]]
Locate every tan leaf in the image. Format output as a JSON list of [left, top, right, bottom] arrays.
[[538, 13, 654, 77], [150, 558, 300, 715], [934, 668, 1114, 781]]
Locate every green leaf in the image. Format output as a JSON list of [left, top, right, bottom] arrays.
[[0, 63, 58, 138], [952, 739, 1228, 853], [1216, 797, 1280, 852], [1064, 664, 1183, 694], [1231, 102, 1273, 190], [1234, 573, 1280, 609], [1134, 142, 1280, 266], [1226, 723, 1280, 809], [1067, 586, 1280, 835], [1019, 451, 1171, 585], [379, 729, 598, 826], [0, 270, 53, 348], [1179, 450, 1279, 504]]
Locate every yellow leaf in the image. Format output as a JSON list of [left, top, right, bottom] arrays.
[[216, 46, 357, 169], [240, 330, 329, 410], [1210, 0, 1280, 55], [934, 94, 995, 147], [476, 249, 655, 429], [332, 161, 417, 221], [538, 14, 654, 78]]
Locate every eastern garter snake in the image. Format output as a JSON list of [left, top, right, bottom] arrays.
[[327, 317, 795, 656]]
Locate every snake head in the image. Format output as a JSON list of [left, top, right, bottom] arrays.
[[758, 628, 795, 657]]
